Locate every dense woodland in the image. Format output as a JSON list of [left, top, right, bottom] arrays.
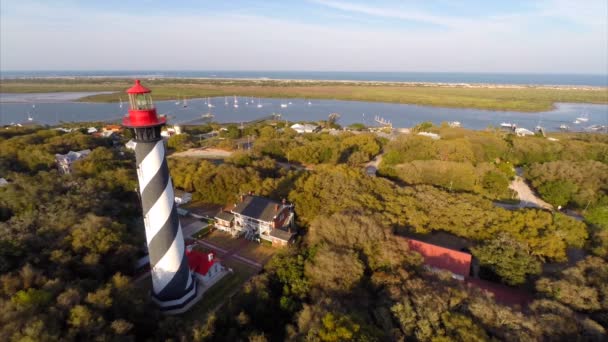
[[0, 123, 607, 341]]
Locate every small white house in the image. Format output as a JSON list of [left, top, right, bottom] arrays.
[[87, 127, 98, 134], [290, 123, 320, 134], [174, 190, 193, 205], [515, 128, 535, 136], [417, 132, 441, 140], [55, 149, 91, 174], [125, 139, 137, 150], [186, 247, 227, 286]]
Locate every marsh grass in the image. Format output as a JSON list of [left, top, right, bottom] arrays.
[[2, 78, 606, 111]]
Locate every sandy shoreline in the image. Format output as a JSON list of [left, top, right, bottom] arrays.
[[2, 76, 606, 91]]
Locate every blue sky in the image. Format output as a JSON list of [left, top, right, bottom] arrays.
[[1, 0, 606, 73]]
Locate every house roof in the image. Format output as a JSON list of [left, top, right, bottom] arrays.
[[215, 211, 234, 222], [269, 226, 295, 242], [232, 195, 282, 222], [55, 149, 91, 163], [186, 249, 217, 276], [407, 239, 471, 277]]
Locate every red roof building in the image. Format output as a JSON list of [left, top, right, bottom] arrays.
[[186, 249, 217, 277], [407, 239, 472, 279]]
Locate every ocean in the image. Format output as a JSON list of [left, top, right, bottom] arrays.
[[1, 71, 607, 87]]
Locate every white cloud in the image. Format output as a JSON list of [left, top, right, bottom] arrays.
[[1, 0, 606, 73]]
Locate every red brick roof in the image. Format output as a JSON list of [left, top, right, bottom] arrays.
[[408, 239, 471, 277], [186, 250, 216, 276]]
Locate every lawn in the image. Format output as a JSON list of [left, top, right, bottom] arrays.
[[203, 230, 244, 251], [237, 241, 277, 264], [2, 78, 606, 112], [180, 257, 259, 323]]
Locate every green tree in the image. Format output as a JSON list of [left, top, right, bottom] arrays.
[[537, 180, 578, 207], [167, 133, 192, 152], [472, 233, 541, 285]]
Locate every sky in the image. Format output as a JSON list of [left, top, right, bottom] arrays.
[[1, 0, 607, 73]]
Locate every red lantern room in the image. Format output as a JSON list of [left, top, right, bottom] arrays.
[[123, 80, 166, 128]]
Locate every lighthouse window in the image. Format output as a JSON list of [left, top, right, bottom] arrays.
[[130, 94, 153, 110]]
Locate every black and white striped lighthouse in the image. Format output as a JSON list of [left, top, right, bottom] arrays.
[[123, 80, 199, 313]]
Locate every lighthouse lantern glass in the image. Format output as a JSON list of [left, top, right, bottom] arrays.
[[129, 93, 154, 110]]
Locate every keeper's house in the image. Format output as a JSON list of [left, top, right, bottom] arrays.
[[214, 195, 296, 246]]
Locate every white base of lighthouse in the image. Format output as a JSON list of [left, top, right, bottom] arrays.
[[151, 277, 204, 315]]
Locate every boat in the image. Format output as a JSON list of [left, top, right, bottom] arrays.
[[308, 101, 312, 105], [175, 95, 181, 105], [224, 96, 228, 106], [257, 98, 263, 108], [27, 113, 33, 121], [500, 122, 515, 129], [573, 119, 581, 124], [559, 124, 569, 130], [535, 114, 543, 132], [119, 97, 123, 109], [587, 124, 606, 131], [288, 101, 293, 105], [448, 121, 461, 128], [202, 112, 215, 119], [233, 95, 239, 108], [280, 103, 288, 108], [576, 114, 589, 122], [207, 97, 214, 108], [183, 97, 188, 108]]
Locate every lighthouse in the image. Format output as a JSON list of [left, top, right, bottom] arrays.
[[123, 80, 200, 313]]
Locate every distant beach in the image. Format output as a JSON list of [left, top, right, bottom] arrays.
[[2, 70, 607, 87]]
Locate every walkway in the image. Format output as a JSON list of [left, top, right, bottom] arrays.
[[195, 238, 263, 269], [508, 168, 553, 210], [366, 151, 384, 169]]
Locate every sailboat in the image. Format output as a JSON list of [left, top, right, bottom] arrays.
[[183, 97, 188, 108], [202, 112, 215, 119], [307, 101, 312, 105], [119, 97, 124, 109], [224, 96, 228, 106], [280, 103, 288, 108], [233, 95, 239, 108], [576, 113, 589, 122], [208, 97, 214, 108], [257, 98, 263, 108], [535, 114, 544, 131], [175, 94, 181, 106]]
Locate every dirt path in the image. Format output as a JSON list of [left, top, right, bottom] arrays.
[[171, 148, 233, 159], [509, 168, 553, 210]]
